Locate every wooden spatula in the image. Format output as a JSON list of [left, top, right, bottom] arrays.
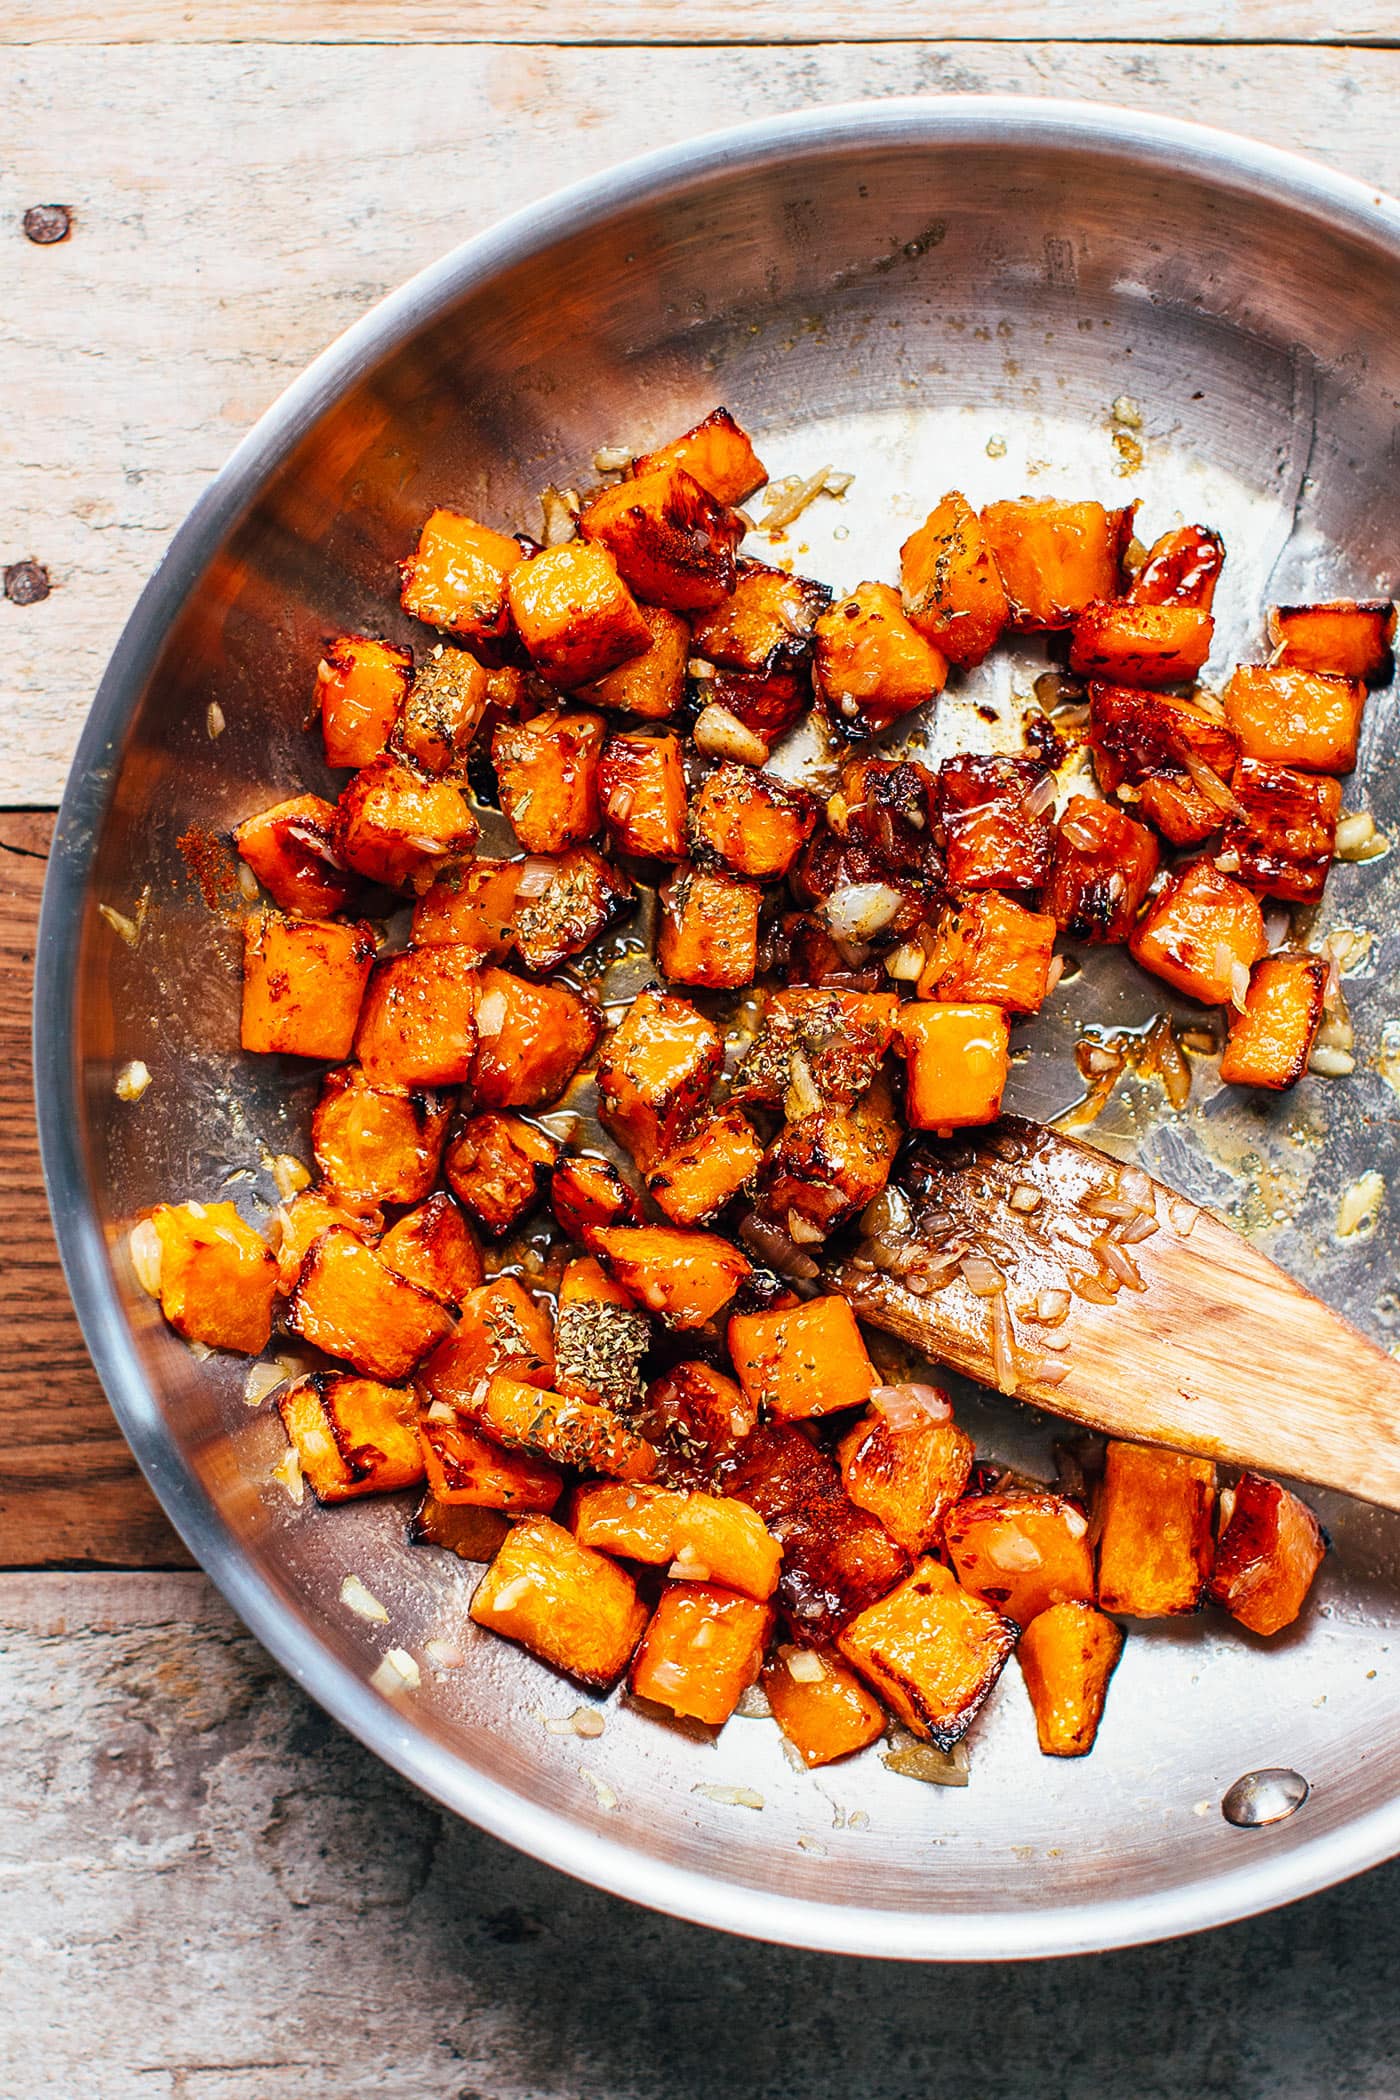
[[828, 1114, 1400, 1512]]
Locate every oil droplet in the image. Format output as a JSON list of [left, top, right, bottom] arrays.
[[1221, 1767, 1309, 1828]]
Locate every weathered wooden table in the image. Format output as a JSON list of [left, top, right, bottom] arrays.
[[6, 10, 1400, 2093]]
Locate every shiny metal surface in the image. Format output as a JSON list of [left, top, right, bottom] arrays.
[[34, 98, 1400, 1960]]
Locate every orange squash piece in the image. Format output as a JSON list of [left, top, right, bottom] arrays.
[[814, 580, 948, 735], [145, 1200, 277, 1354], [443, 1110, 557, 1237], [511, 847, 634, 975], [240, 912, 376, 1060], [311, 1065, 452, 1207], [549, 1153, 642, 1238], [915, 890, 1057, 1014], [937, 754, 1055, 892], [279, 1372, 424, 1503], [233, 793, 358, 919], [1268, 598, 1395, 683], [1096, 1441, 1215, 1617], [630, 1582, 774, 1724], [1129, 858, 1266, 1005], [399, 507, 523, 644], [418, 1276, 556, 1402], [580, 603, 690, 719], [1208, 1471, 1327, 1636], [419, 1414, 563, 1513], [897, 1002, 1010, 1131], [478, 1373, 656, 1481], [763, 1647, 887, 1767], [596, 989, 724, 1169], [354, 944, 479, 1088], [554, 1255, 651, 1412], [287, 1225, 452, 1380], [670, 1492, 783, 1601], [410, 1496, 511, 1563], [1218, 954, 1328, 1090], [1126, 523, 1224, 611], [579, 464, 742, 613], [394, 644, 490, 776], [838, 1557, 1017, 1747], [731, 987, 898, 1111], [587, 1224, 750, 1330], [688, 762, 817, 880], [493, 709, 605, 855], [1223, 664, 1367, 773], [641, 1360, 756, 1466], [1069, 601, 1213, 686], [944, 1493, 1096, 1627], [472, 966, 600, 1108], [836, 1407, 974, 1557], [334, 757, 479, 892], [690, 562, 830, 676], [470, 1515, 649, 1687], [634, 406, 768, 507], [598, 731, 688, 860], [1042, 794, 1160, 944], [981, 497, 1132, 631], [757, 1079, 900, 1238], [729, 1294, 877, 1422], [572, 1479, 689, 1561], [1220, 759, 1342, 902], [377, 1191, 483, 1307], [506, 541, 651, 688], [1089, 682, 1240, 847], [647, 1107, 764, 1226], [410, 861, 522, 960], [274, 1186, 382, 1294], [899, 491, 1009, 666], [316, 635, 414, 768], [656, 865, 761, 989], [1018, 1600, 1125, 1756]]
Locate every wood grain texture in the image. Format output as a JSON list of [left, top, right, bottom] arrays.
[[6, 41, 1400, 803], [0, 813, 190, 1567]]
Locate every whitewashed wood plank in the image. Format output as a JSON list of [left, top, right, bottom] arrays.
[[3, 40, 1399, 803]]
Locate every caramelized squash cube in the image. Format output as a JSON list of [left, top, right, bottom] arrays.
[[1089, 681, 1240, 846], [729, 1294, 877, 1422], [419, 1415, 562, 1513], [634, 406, 768, 507], [240, 912, 375, 1060], [656, 865, 761, 989], [688, 762, 817, 880], [598, 731, 688, 861], [409, 1495, 511, 1562], [377, 1190, 483, 1307], [1224, 665, 1367, 773], [587, 1224, 750, 1330], [1069, 600, 1213, 686], [630, 1582, 773, 1724], [706, 666, 808, 749], [981, 497, 1132, 631], [1018, 1600, 1124, 1756], [411, 860, 522, 960], [479, 1373, 656, 1481], [354, 944, 478, 1088], [394, 644, 489, 776], [647, 1107, 763, 1226], [836, 1407, 974, 1558], [1268, 599, 1395, 683], [897, 1002, 1010, 1131], [444, 1110, 558, 1237], [642, 1360, 756, 1466], [287, 1226, 452, 1379], [757, 1079, 900, 1238], [549, 1153, 642, 1238], [1043, 794, 1160, 944], [507, 542, 651, 688], [1208, 1471, 1327, 1635], [763, 1646, 887, 1767], [899, 491, 1009, 667], [1096, 1441, 1215, 1617], [731, 987, 898, 1112], [311, 1065, 452, 1207], [316, 635, 413, 769], [915, 890, 1057, 1014], [572, 1479, 688, 1562], [833, 756, 940, 880], [596, 988, 723, 1168], [493, 709, 605, 855], [944, 1492, 1096, 1627], [418, 1276, 555, 1403], [233, 793, 358, 919], [554, 1255, 651, 1413], [814, 580, 947, 735], [937, 754, 1054, 892], [145, 1200, 277, 1354], [579, 464, 742, 613], [579, 603, 689, 719], [472, 966, 600, 1108], [838, 1558, 1017, 1747], [1218, 953, 1328, 1090], [690, 562, 830, 675], [1220, 759, 1342, 901], [400, 507, 523, 644], [279, 1372, 423, 1503], [670, 1492, 782, 1600], [274, 1186, 382, 1294], [1129, 858, 1266, 1005], [335, 757, 479, 893], [470, 1515, 649, 1687], [1126, 523, 1224, 611], [511, 846, 634, 973]]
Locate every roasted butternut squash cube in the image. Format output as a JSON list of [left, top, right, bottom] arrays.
[[479, 1373, 656, 1481], [311, 1065, 452, 1207], [832, 756, 939, 879], [899, 491, 1009, 667], [688, 762, 817, 880], [410, 1495, 511, 1562], [838, 1558, 1016, 1747], [492, 709, 605, 855], [579, 603, 689, 719], [587, 1224, 750, 1331], [1208, 1471, 1327, 1635], [1220, 759, 1342, 901], [1268, 599, 1395, 683], [511, 846, 633, 973], [690, 562, 830, 676], [335, 758, 479, 893], [233, 794, 358, 919], [443, 1110, 557, 1237], [144, 1200, 277, 1354], [937, 754, 1054, 891], [642, 1360, 756, 1467], [410, 859, 522, 960], [1129, 858, 1266, 1005], [554, 1256, 651, 1412], [732, 987, 898, 1112], [506, 542, 651, 688], [598, 731, 688, 860], [763, 1646, 886, 1767], [656, 865, 761, 989], [707, 666, 809, 749], [1218, 953, 1328, 1090], [274, 1186, 382, 1294], [287, 1225, 452, 1379], [944, 1492, 1096, 1627], [1126, 523, 1224, 611], [354, 944, 478, 1088], [630, 1582, 773, 1724], [981, 497, 1132, 631], [240, 912, 376, 1060], [316, 635, 414, 769], [596, 988, 723, 1168], [1069, 600, 1213, 687], [472, 966, 600, 1108], [670, 1492, 782, 1600], [377, 1191, 483, 1307], [470, 1515, 649, 1687], [1018, 1600, 1124, 1756], [814, 580, 948, 735], [647, 1108, 763, 1226], [1090, 682, 1240, 846], [1043, 794, 1160, 943], [394, 644, 489, 776], [837, 1407, 973, 1558], [419, 1415, 562, 1512], [1096, 1441, 1215, 1617], [1223, 665, 1367, 773], [279, 1372, 424, 1503], [757, 1078, 900, 1238], [729, 1294, 877, 1421], [572, 1479, 688, 1561], [579, 464, 742, 613], [550, 1152, 642, 1238], [634, 406, 768, 507], [400, 507, 523, 644], [419, 1276, 555, 1403], [915, 890, 1057, 1014], [897, 1002, 1010, 1131]]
